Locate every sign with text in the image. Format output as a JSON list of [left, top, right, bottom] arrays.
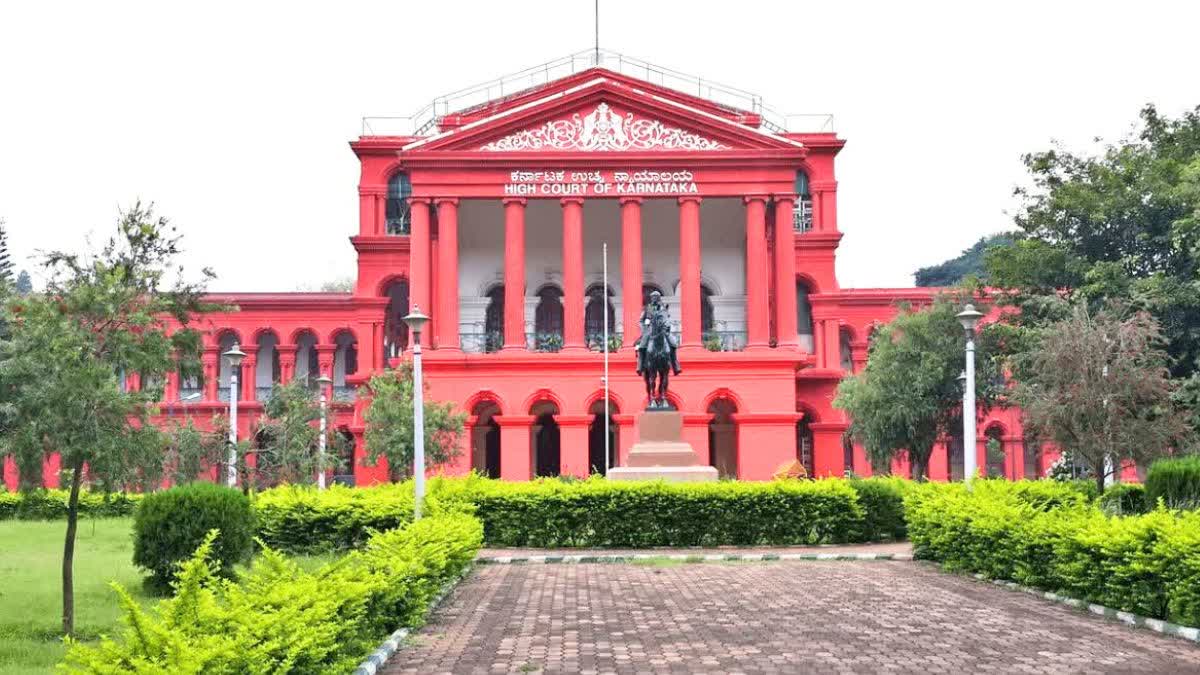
[[503, 169, 700, 197]]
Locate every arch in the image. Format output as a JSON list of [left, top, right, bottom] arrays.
[[983, 423, 1007, 479], [707, 397, 738, 479], [797, 417, 815, 477], [641, 389, 683, 412], [374, 273, 409, 298], [588, 398, 618, 476], [582, 389, 623, 415], [795, 401, 822, 425], [385, 172, 413, 234], [839, 325, 854, 372], [254, 331, 282, 396], [289, 327, 319, 345], [293, 331, 320, 386], [533, 285, 564, 350], [982, 421, 1009, 438], [523, 387, 565, 414], [214, 328, 244, 348], [469, 400, 502, 479], [251, 327, 281, 345], [795, 273, 821, 295], [530, 400, 561, 478], [701, 387, 744, 414], [464, 389, 507, 417], [216, 331, 243, 402], [332, 331, 358, 394], [327, 327, 358, 345]]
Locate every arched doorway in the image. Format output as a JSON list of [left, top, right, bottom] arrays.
[[588, 399, 618, 475], [531, 401, 560, 477], [383, 279, 410, 359], [985, 425, 1006, 478], [333, 429, 356, 487], [707, 398, 737, 478], [470, 401, 502, 479], [796, 418, 814, 477]]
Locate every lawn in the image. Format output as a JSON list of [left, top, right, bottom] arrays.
[[0, 518, 337, 674]]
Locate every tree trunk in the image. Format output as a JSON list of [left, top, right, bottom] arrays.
[[61, 457, 84, 637]]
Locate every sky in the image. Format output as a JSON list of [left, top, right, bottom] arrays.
[[1, 0, 1198, 292]]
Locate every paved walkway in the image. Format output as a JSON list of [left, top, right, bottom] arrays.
[[478, 541, 913, 560], [383, 560, 1200, 674]]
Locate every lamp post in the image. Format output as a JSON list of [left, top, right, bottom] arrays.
[[316, 373, 333, 490], [223, 342, 247, 487], [956, 304, 984, 484], [404, 306, 430, 520]]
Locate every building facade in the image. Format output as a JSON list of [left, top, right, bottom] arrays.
[[4, 52, 1052, 490]]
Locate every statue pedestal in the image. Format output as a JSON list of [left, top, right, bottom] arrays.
[[607, 410, 718, 482]]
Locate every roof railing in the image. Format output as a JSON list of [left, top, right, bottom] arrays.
[[361, 48, 834, 137]]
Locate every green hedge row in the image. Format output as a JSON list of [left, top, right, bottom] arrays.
[[906, 480, 1200, 627], [248, 475, 910, 553], [1146, 455, 1200, 510], [62, 512, 483, 673], [0, 489, 142, 519]]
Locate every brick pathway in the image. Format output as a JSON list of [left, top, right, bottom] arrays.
[[383, 561, 1200, 674], [478, 541, 913, 560]]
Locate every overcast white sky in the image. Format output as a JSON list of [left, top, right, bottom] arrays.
[[2, 0, 1197, 291]]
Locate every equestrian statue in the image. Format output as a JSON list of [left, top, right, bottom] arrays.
[[635, 290, 682, 410]]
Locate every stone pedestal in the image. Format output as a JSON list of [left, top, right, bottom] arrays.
[[607, 410, 718, 482]]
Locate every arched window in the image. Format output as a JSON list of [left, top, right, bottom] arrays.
[[255, 332, 281, 401], [386, 173, 412, 234], [383, 279, 410, 358], [584, 283, 615, 348], [839, 327, 853, 372], [700, 283, 716, 335], [796, 282, 814, 352], [333, 332, 358, 401], [795, 171, 813, 232], [470, 401, 502, 479], [217, 332, 241, 403], [534, 286, 563, 352], [294, 331, 319, 387]]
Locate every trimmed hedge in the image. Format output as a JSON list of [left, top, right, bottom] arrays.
[[254, 483, 416, 554], [0, 489, 141, 520], [62, 513, 483, 673], [849, 477, 911, 541], [1145, 455, 1200, 510], [1098, 483, 1148, 515], [133, 483, 256, 592], [906, 481, 1200, 627]]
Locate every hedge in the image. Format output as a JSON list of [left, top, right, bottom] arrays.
[[906, 481, 1200, 627], [61, 512, 483, 673], [0, 489, 142, 520], [1145, 455, 1200, 510], [1098, 483, 1148, 516], [254, 482, 416, 554]]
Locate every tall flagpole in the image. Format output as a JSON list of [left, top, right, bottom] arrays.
[[603, 242, 610, 472], [594, 0, 600, 64]]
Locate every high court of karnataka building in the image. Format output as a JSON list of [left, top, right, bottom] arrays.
[[8, 51, 1046, 489]]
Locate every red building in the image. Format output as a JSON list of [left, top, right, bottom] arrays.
[[4, 51, 1047, 490]]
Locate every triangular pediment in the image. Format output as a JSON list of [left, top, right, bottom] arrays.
[[407, 78, 802, 154]]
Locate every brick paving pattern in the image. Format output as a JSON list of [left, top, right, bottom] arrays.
[[478, 541, 913, 559], [383, 561, 1200, 674]]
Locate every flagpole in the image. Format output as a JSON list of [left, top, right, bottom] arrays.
[[603, 242, 611, 473]]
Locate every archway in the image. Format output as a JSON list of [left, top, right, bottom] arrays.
[[254, 331, 281, 401], [333, 429, 357, 487], [531, 401, 561, 477], [796, 417, 814, 477], [707, 398, 738, 478], [470, 401, 502, 479], [294, 330, 319, 387], [796, 281, 815, 352], [984, 424, 1006, 478], [587, 399, 618, 475], [383, 279, 410, 358]]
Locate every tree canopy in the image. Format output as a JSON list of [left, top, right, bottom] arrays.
[[914, 233, 1014, 287], [363, 363, 465, 482]]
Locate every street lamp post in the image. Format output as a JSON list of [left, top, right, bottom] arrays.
[[316, 373, 333, 490], [222, 342, 247, 487], [956, 304, 984, 484], [404, 306, 430, 520]]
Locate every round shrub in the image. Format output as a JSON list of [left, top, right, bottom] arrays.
[[1098, 483, 1147, 515], [133, 482, 255, 592], [1145, 455, 1200, 510]]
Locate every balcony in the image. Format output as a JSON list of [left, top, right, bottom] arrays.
[[703, 330, 747, 352]]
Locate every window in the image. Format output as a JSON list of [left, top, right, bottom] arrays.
[[383, 280, 410, 358], [794, 171, 813, 232], [534, 286, 563, 351], [585, 284, 615, 346], [797, 283, 814, 351], [386, 173, 412, 234], [483, 285, 505, 353]]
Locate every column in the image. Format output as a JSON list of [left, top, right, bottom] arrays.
[[316, 345, 335, 382], [678, 196, 703, 348], [821, 319, 841, 370], [561, 198, 586, 350], [620, 197, 643, 348], [744, 195, 769, 349], [436, 198, 460, 350], [495, 415, 535, 480], [408, 197, 432, 347], [202, 350, 218, 401], [502, 198, 527, 350], [278, 347, 296, 384], [556, 414, 592, 478], [241, 356, 256, 401], [773, 195, 799, 348], [812, 180, 838, 232]]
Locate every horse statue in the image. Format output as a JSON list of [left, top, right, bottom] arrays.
[[640, 309, 675, 409]]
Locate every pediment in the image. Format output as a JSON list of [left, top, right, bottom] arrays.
[[408, 79, 801, 154]]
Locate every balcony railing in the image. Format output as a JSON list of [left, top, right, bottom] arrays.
[[586, 332, 623, 353], [256, 386, 275, 403], [332, 385, 356, 402], [529, 332, 564, 353], [178, 387, 202, 403], [462, 330, 504, 354], [703, 330, 747, 352], [794, 199, 814, 233], [386, 213, 410, 235]]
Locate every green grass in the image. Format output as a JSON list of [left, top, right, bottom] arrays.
[[0, 517, 337, 674]]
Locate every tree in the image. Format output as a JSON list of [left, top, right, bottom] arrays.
[[0, 202, 213, 635], [834, 293, 1003, 479], [363, 363, 465, 482], [1011, 306, 1188, 494], [986, 105, 1200, 428], [0, 219, 13, 287], [914, 233, 1015, 287], [15, 270, 32, 295], [163, 416, 227, 486], [249, 380, 344, 487]]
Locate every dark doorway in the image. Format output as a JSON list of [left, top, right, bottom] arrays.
[[588, 400, 617, 475], [533, 408, 561, 477]]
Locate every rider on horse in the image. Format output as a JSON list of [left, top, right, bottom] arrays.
[[635, 290, 682, 376]]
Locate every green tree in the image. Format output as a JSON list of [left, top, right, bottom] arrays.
[[1012, 306, 1188, 494], [914, 233, 1015, 287], [364, 363, 465, 482], [163, 416, 227, 486], [986, 105, 1200, 429], [250, 379, 343, 487], [834, 293, 1002, 480], [0, 203, 213, 635]]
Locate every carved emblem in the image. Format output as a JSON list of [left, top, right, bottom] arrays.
[[481, 103, 729, 151]]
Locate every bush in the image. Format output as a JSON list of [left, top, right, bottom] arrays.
[[1098, 483, 1148, 515], [132, 483, 255, 592], [0, 489, 141, 520], [1145, 455, 1200, 510], [848, 477, 909, 540], [63, 513, 483, 673], [905, 481, 1200, 627], [254, 483, 415, 554]]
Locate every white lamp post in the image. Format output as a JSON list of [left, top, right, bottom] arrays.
[[404, 306, 430, 520], [316, 373, 333, 490], [223, 342, 247, 487], [956, 304, 984, 484]]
